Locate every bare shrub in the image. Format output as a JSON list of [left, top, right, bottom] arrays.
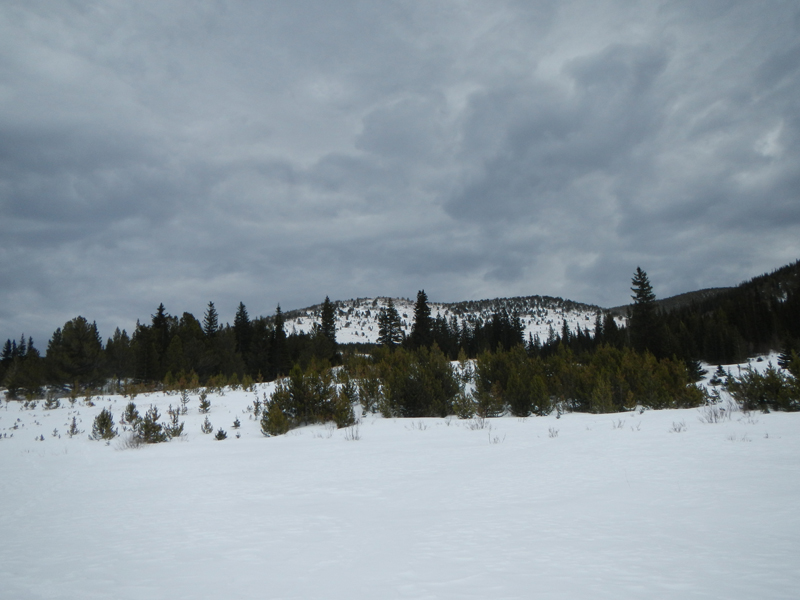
[[343, 423, 361, 441], [670, 420, 687, 433]]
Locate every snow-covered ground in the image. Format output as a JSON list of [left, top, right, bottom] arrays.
[[2, 363, 799, 599]]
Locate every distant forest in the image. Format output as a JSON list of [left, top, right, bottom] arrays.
[[2, 261, 799, 417]]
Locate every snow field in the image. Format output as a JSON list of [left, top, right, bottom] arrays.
[[1, 382, 799, 599]]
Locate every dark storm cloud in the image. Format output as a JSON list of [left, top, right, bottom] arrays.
[[1, 0, 799, 346]]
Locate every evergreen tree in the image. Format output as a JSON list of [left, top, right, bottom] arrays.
[[90, 408, 118, 440], [409, 290, 432, 349], [233, 302, 252, 355], [46, 317, 104, 390], [272, 305, 289, 377], [629, 267, 661, 356], [378, 298, 404, 348], [203, 302, 219, 338], [320, 296, 337, 346]]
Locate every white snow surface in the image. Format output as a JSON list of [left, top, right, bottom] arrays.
[[2, 363, 799, 599]]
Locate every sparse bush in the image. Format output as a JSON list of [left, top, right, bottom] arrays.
[[198, 391, 211, 413], [164, 404, 184, 438], [43, 395, 60, 410], [670, 420, 687, 433], [215, 428, 227, 440], [343, 423, 360, 441], [201, 416, 213, 434], [66, 416, 82, 438]]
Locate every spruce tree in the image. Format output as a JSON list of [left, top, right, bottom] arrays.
[[272, 305, 288, 377], [629, 267, 660, 356], [233, 302, 252, 355], [409, 290, 432, 349], [320, 296, 337, 346], [203, 302, 219, 338], [378, 298, 404, 348], [91, 408, 118, 440]]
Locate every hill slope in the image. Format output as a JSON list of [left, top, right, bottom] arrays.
[[280, 295, 612, 345]]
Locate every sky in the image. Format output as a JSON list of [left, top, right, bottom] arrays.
[[2, 1, 799, 348]]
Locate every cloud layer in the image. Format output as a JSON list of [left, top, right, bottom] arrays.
[[2, 0, 799, 345]]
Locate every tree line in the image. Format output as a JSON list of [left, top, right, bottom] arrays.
[[2, 265, 799, 419]]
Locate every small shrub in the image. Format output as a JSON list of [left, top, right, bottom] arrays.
[[122, 402, 140, 426], [198, 391, 211, 414], [136, 405, 168, 443], [164, 404, 184, 438], [67, 416, 82, 438], [343, 423, 360, 441], [467, 415, 489, 430], [200, 416, 213, 434], [180, 389, 190, 415], [548, 427, 559, 438], [43, 395, 61, 410], [232, 417, 241, 429], [452, 391, 476, 419], [261, 399, 290, 436], [90, 407, 118, 440], [215, 428, 227, 440], [670, 420, 687, 433]]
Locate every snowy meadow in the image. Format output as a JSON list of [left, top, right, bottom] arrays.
[[2, 366, 799, 600]]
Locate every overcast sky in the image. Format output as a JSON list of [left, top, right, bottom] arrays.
[[2, 1, 799, 347]]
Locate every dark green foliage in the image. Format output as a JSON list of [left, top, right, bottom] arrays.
[[91, 407, 118, 440], [475, 346, 549, 417], [2, 336, 45, 399], [198, 391, 211, 413], [261, 385, 291, 436], [136, 405, 168, 443], [232, 417, 241, 429], [726, 364, 799, 412], [331, 389, 356, 428], [378, 299, 404, 348], [46, 317, 105, 390], [122, 401, 140, 426], [379, 345, 460, 418], [233, 302, 252, 356], [164, 405, 184, 438], [629, 267, 661, 356], [409, 290, 432, 349], [215, 428, 227, 440], [320, 296, 337, 347], [203, 302, 219, 338]]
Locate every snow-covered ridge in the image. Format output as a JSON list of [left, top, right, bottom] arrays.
[[280, 295, 623, 344]]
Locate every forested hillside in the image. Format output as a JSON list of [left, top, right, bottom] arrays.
[[1, 262, 798, 418]]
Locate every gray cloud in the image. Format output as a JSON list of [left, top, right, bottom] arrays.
[[1, 0, 799, 347]]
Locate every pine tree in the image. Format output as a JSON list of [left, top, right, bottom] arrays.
[[233, 302, 251, 355], [203, 302, 219, 338], [91, 408, 118, 440], [629, 267, 661, 356], [409, 290, 432, 349], [272, 305, 288, 377], [378, 298, 404, 348], [320, 296, 336, 346]]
